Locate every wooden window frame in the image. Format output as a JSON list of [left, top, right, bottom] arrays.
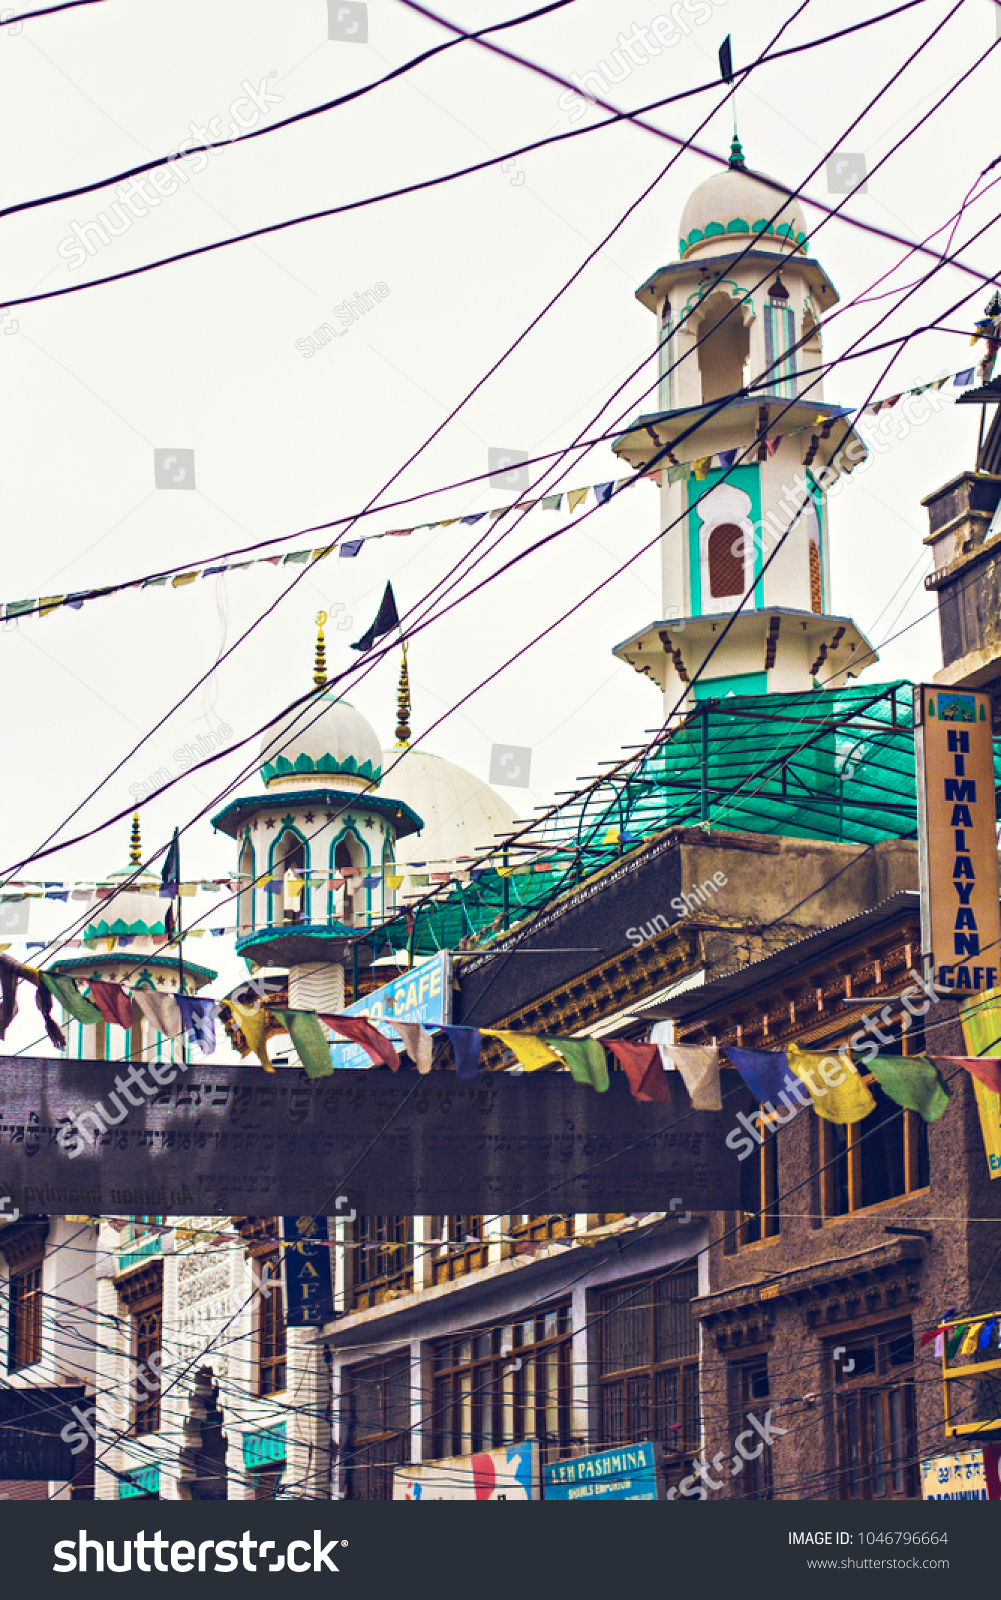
[[738, 1112, 780, 1247], [350, 1217, 413, 1310], [820, 1079, 928, 1219], [728, 1355, 773, 1500], [342, 1351, 411, 1501], [8, 1257, 44, 1373], [430, 1216, 489, 1284], [432, 1307, 571, 1466], [257, 1247, 287, 1397], [833, 1321, 918, 1500], [597, 1269, 701, 1484]]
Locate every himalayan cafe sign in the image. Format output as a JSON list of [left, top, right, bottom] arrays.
[[914, 685, 1000, 996]]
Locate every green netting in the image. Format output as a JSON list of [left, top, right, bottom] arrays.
[[386, 681, 1001, 956]]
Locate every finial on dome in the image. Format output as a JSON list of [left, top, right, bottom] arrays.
[[130, 810, 142, 866], [395, 644, 412, 746], [313, 611, 327, 691], [729, 134, 746, 170]]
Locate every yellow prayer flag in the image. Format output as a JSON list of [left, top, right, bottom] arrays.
[[787, 1045, 876, 1124], [961, 1320, 987, 1356], [386, 874, 405, 890], [39, 596, 64, 618], [567, 487, 589, 513], [311, 546, 332, 560], [692, 456, 713, 481], [962, 989, 1001, 1178], [227, 1001, 274, 1072], [481, 1029, 564, 1073], [177, 883, 197, 897], [172, 572, 198, 588]]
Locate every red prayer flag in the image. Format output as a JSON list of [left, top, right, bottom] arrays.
[[937, 1056, 1001, 1096], [319, 1013, 401, 1071], [88, 980, 134, 1031], [607, 1041, 672, 1103]]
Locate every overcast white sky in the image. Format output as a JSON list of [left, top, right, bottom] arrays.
[[0, 0, 998, 1037]]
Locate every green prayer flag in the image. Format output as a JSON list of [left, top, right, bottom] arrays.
[[41, 971, 103, 1026], [543, 1037, 609, 1093], [541, 494, 563, 511], [868, 1055, 950, 1122], [946, 1324, 968, 1360], [276, 1009, 333, 1079], [667, 463, 690, 485]]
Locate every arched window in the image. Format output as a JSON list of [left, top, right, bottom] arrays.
[[809, 540, 823, 613], [271, 828, 308, 926], [658, 299, 674, 411], [332, 830, 369, 926], [238, 836, 255, 933], [707, 524, 745, 598]]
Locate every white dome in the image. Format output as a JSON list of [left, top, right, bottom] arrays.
[[679, 154, 808, 260], [381, 747, 517, 866], [259, 695, 383, 790], [82, 874, 168, 940]]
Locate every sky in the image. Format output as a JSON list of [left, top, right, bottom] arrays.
[[0, 0, 998, 1041]]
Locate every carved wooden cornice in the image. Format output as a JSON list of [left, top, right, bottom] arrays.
[[484, 924, 704, 1055], [116, 1259, 163, 1309], [0, 1219, 49, 1268], [678, 922, 921, 1050]]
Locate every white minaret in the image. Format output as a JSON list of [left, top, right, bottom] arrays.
[[611, 138, 877, 717]]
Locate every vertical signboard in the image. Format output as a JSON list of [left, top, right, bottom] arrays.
[[914, 685, 1000, 996], [281, 1215, 334, 1326]]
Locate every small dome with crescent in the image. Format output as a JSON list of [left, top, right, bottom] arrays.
[[678, 141, 809, 261]]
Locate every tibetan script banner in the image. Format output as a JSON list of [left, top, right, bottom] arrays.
[[0, 1058, 738, 1214]]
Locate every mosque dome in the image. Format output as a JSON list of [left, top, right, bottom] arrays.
[[381, 746, 517, 867], [678, 142, 809, 260], [259, 694, 383, 790], [81, 814, 167, 941]]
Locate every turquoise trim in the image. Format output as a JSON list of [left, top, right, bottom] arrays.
[[120, 1466, 159, 1498], [211, 789, 424, 842], [692, 670, 769, 701], [687, 463, 763, 613], [243, 1422, 286, 1469], [680, 218, 809, 257], [260, 750, 382, 786], [269, 823, 311, 926], [84, 913, 168, 938]]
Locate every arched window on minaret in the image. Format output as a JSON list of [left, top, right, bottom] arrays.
[[695, 290, 750, 403], [272, 827, 308, 926], [333, 831, 368, 926], [802, 303, 822, 400], [237, 835, 255, 933], [764, 278, 796, 398], [707, 524, 746, 599], [658, 298, 674, 411]]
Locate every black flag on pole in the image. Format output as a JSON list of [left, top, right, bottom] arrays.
[[719, 34, 733, 83], [350, 581, 400, 652], [160, 826, 180, 898]]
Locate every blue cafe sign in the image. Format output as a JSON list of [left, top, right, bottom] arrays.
[[332, 951, 452, 1069]]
